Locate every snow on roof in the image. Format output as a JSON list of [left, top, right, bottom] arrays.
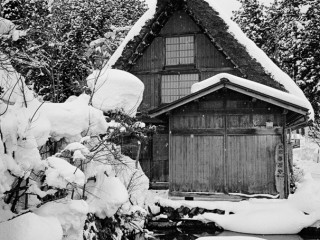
[[191, 73, 312, 117], [106, 0, 314, 120], [203, 0, 313, 119], [105, 0, 157, 69]]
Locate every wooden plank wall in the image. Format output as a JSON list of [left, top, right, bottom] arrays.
[[226, 135, 280, 194], [160, 11, 200, 35], [131, 37, 164, 72], [196, 34, 234, 69], [169, 90, 283, 194], [170, 135, 225, 192], [135, 74, 160, 110]]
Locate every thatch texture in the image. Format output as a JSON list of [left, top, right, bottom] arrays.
[[111, 0, 286, 92]]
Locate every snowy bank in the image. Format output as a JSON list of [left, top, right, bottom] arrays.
[[34, 200, 88, 240], [0, 212, 63, 240], [156, 174, 320, 235]]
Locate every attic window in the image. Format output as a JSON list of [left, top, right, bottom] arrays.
[[161, 73, 199, 103], [165, 36, 194, 65]]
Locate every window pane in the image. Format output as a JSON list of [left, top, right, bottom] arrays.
[[165, 36, 194, 65], [161, 74, 199, 103]]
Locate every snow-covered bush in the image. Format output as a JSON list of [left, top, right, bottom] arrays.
[[0, 23, 150, 238]]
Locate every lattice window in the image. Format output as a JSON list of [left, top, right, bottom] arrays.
[[165, 36, 195, 65], [161, 74, 199, 103]]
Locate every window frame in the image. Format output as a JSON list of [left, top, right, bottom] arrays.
[[161, 73, 199, 103], [164, 35, 196, 67]]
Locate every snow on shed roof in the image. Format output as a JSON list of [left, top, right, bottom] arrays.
[[150, 73, 311, 127], [191, 73, 310, 112], [106, 0, 313, 120]]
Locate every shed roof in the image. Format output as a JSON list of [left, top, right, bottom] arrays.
[[105, 0, 313, 120], [149, 73, 310, 128]]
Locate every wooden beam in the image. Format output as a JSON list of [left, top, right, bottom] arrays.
[[170, 128, 283, 136], [150, 79, 309, 119], [149, 182, 169, 189], [226, 85, 308, 116], [169, 191, 243, 201], [149, 84, 224, 117]]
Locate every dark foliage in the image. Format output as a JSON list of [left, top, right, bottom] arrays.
[[1, 0, 146, 102]]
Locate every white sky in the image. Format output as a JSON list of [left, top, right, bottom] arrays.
[[214, 0, 275, 17], [144, 0, 275, 18]]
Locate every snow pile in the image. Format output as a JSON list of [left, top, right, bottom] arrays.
[[35, 200, 88, 240], [86, 69, 144, 117], [197, 237, 268, 240], [27, 94, 108, 142], [191, 73, 311, 114], [288, 173, 320, 215], [193, 205, 318, 235], [45, 157, 85, 189], [86, 174, 129, 218], [293, 136, 320, 164], [0, 212, 63, 240]]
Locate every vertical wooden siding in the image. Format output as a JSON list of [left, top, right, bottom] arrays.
[[226, 135, 280, 194], [196, 34, 234, 69], [169, 91, 283, 194], [170, 135, 225, 192], [160, 11, 200, 35], [131, 37, 164, 72], [135, 74, 160, 110]]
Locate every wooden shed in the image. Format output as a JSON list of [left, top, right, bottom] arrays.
[[149, 75, 310, 198], [106, 0, 313, 199]]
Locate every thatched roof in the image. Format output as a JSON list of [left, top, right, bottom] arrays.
[[106, 0, 313, 119]]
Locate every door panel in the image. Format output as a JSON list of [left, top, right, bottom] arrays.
[[170, 135, 224, 192], [226, 135, 281, 194]]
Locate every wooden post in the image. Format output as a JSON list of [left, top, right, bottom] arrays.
[[282, 110, 289, 198]]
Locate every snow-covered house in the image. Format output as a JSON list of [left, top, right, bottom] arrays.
[[106, 0, 313, 199]]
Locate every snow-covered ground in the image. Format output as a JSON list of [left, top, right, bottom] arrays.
[[152, 135, 320, 236]]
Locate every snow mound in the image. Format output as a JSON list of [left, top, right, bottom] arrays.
[[29, 94, 108, 142], [159, 172, 320, 235], [35, 200, 88, 240], [86, 175, 129, 218], [87, 69, 144, 117], [194, 207, 319, 235], [0, 212, 62, 240], [197, 237, 265, 240], [45, 156, 85, 188], [288, 173, 320, 214]]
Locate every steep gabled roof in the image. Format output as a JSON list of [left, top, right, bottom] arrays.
[[106, 0, 314, 120]]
